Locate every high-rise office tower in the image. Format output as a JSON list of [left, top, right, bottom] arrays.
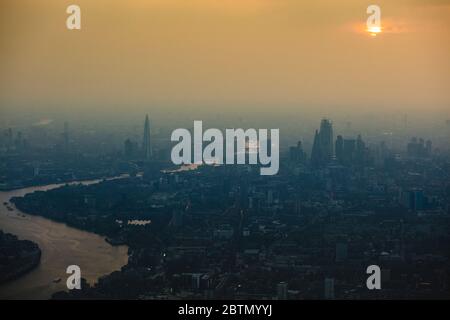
[[425, 140, 432, 156], [289, 140, 306, 163], [355, 134, 366, 164], [319, 118, 333, 162], [335, 135, 344, 163], [336, 134, 367, 165], [343, 139, 356, 164], [311, 129, 322, 166], [311, 119, 334, 166], [142, 114, 152, 160], [124, 138, 136, 158]]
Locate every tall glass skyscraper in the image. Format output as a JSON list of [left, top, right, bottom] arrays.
[[143, 114, 152, 160]]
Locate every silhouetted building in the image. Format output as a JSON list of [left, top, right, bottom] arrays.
[[319, 119, 333, 162], [335, 134, 368, 166], [335, 135, 344, 162], [311, 130, 322, 166], [425, 140, 432, 155], [355, 134, 365, 164], [289, 141, 306, 164], [124, 139, 138, 158], [143, 114, 152, 160], [311, 119, 333, 166], [343, 139, 356, 163]]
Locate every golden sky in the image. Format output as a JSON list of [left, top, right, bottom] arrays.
[[1, 0, 449, 116]]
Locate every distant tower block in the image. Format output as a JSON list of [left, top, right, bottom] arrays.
[[311, 118, 334, 166], [142, 114, 152, 160], [319, 119, 333, 161]]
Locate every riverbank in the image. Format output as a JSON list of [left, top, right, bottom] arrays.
[[0, 180, 129, 299], [0, 230, 42, 284], [0, 173, 130, 192]]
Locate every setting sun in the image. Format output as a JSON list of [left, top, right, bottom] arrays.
[[367, 26, 382, 36]]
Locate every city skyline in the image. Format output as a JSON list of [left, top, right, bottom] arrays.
[[2, 111, 448, 300]]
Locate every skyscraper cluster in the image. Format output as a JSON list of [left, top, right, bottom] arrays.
[[308, 118, 371, 167], [335, 134, 367, 165], [289, 141, 306, 164]]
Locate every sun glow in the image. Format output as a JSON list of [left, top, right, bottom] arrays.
[[367, 26, 382, 36]]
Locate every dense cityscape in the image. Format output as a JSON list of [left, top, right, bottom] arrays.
[[1, 116, 449, 299]]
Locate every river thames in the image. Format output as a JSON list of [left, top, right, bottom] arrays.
[[0, 179, 129, 299]]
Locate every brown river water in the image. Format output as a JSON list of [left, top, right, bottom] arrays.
[[0, 178, 129, 299]]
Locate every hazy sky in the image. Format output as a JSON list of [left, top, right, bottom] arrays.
[[1, 0, 449, 119]]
